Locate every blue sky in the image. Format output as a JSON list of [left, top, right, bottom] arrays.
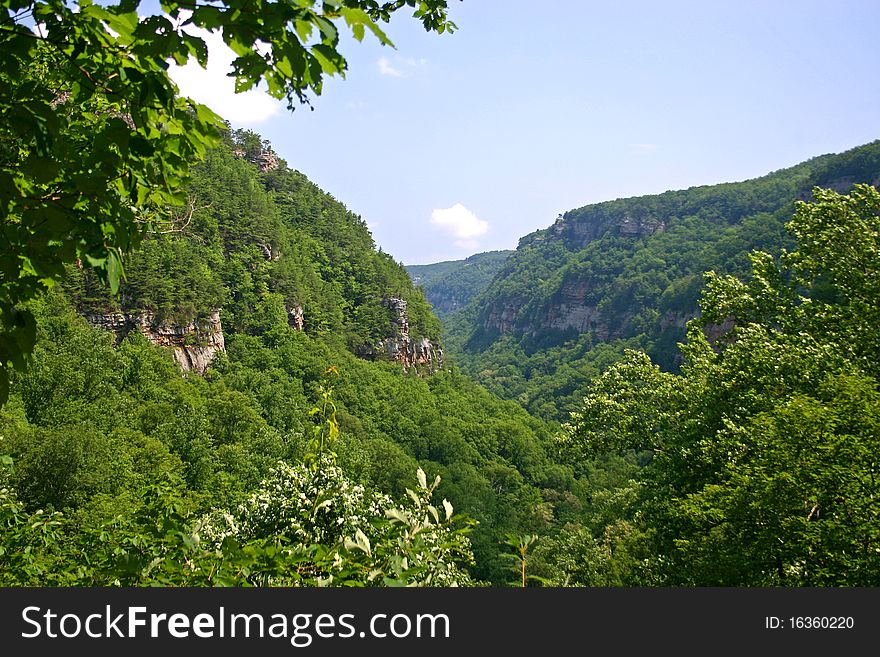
[[171, 0, 880, 265]]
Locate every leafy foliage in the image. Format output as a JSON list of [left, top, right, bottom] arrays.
[[406, 250, 513, 317], [445, 141, 880, 422], [0, 0, 457, 402], [0, 313, 478, 586], [559, 185, 880, 585], [1, 278, 574, 584], [63, 128, 441, 348]]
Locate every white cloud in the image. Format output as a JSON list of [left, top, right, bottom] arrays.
[[430, 203, 489, 249], [168, 28, 280, 125], [35, 10, 278, 125], [630, 143, 658, 152], [378, 56, 404, 77], [377, 55, 428, 78]]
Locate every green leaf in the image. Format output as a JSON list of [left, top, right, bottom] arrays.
[[426, 504, 439, 523], [340, 7, 393, 46], [106, 248, 123, 294], [385, 508, 408, 523], [310, 44, 344, 75], [354, 528, 371, 556]]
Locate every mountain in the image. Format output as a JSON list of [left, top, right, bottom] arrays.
[[5, 128, 877, 588], [64, 127, 444, 372], [444, 140, 880, 421], [406, 250, 513, 317], [1, 128, 589, 585]]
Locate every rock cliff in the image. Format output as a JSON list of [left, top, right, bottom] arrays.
[[84, 310, 225, 374], [357, 298, 443, 371], [286, 304, 305, 331], [551, 209, 665, 248], [232, 147, 281, 172]]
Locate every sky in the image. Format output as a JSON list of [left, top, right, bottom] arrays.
[[170, 0, 880, 265]]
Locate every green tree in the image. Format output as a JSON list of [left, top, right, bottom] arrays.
[[499, 533, 544, 587], [446, 142, 880, 422], [0, 0, 457, 402], [562, 185, 880, 585]]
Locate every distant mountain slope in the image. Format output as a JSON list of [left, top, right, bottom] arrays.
[[446, 140, 880, 421], [406, 250, 513, 316]]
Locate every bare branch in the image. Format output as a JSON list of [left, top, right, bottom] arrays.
[[141, 195, 210, 235]]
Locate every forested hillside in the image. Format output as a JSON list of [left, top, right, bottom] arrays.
[[3, 132, 879, 587], [445, 141, 880, 421], [554, 185, 880, 585], [2, 0, 876, 594], [0, 130, 606, 585], [406, 250, 512, 317], [66, 128, 441, 356]]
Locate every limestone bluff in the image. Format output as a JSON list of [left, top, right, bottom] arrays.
[[84, 310, 225, 375]]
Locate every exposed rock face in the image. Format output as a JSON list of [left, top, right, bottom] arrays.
[[482, 279, 701, 344], [286, 304, 304, 331], [231, 148, 280, 172], [546, 303, 608, 339], [483, 301, 524, 334], [482, 279, 608, 338], [659, 309, 690, 332], [616, 214, 665, 237], [85, 310, 225, 374], [255, 150, 280, 171], [357, 298, 443, 371], [796, 176, 880, 201], [483, 210, 668, 336], [542, 288, 619, 342], [259, 242, 280, 261], [383, 297, 410, 356], [412, 337, 442, 367], [703, 316, 736, 349], [551, 210, 666, 248]]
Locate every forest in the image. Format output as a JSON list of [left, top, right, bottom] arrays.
[[4, 128, 879, 585], [442, 140, 880, 424], [1, 127, 575, 585], [2, 0, 879, 588], [406, 250, 512, 317]]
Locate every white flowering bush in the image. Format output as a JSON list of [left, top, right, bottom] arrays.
[[197, 456, 474, 586], [190, 375, 475, 586], [200, 454, 391, 548]]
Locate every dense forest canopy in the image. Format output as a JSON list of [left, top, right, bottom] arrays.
[[442, 141, 880, 423], [1, 131, 591, 585], [66, 127, 441, 348], [556, 185, 880, 585], [406, 250, 513, 317], [3, 127, 878, 585], [2, 1, 878, 589], [0, 0, 457, 403]]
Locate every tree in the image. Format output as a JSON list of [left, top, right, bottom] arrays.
[[499, 533, 544, 587], [561, 185, 880, 585], [0, 0, 457, 403]]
